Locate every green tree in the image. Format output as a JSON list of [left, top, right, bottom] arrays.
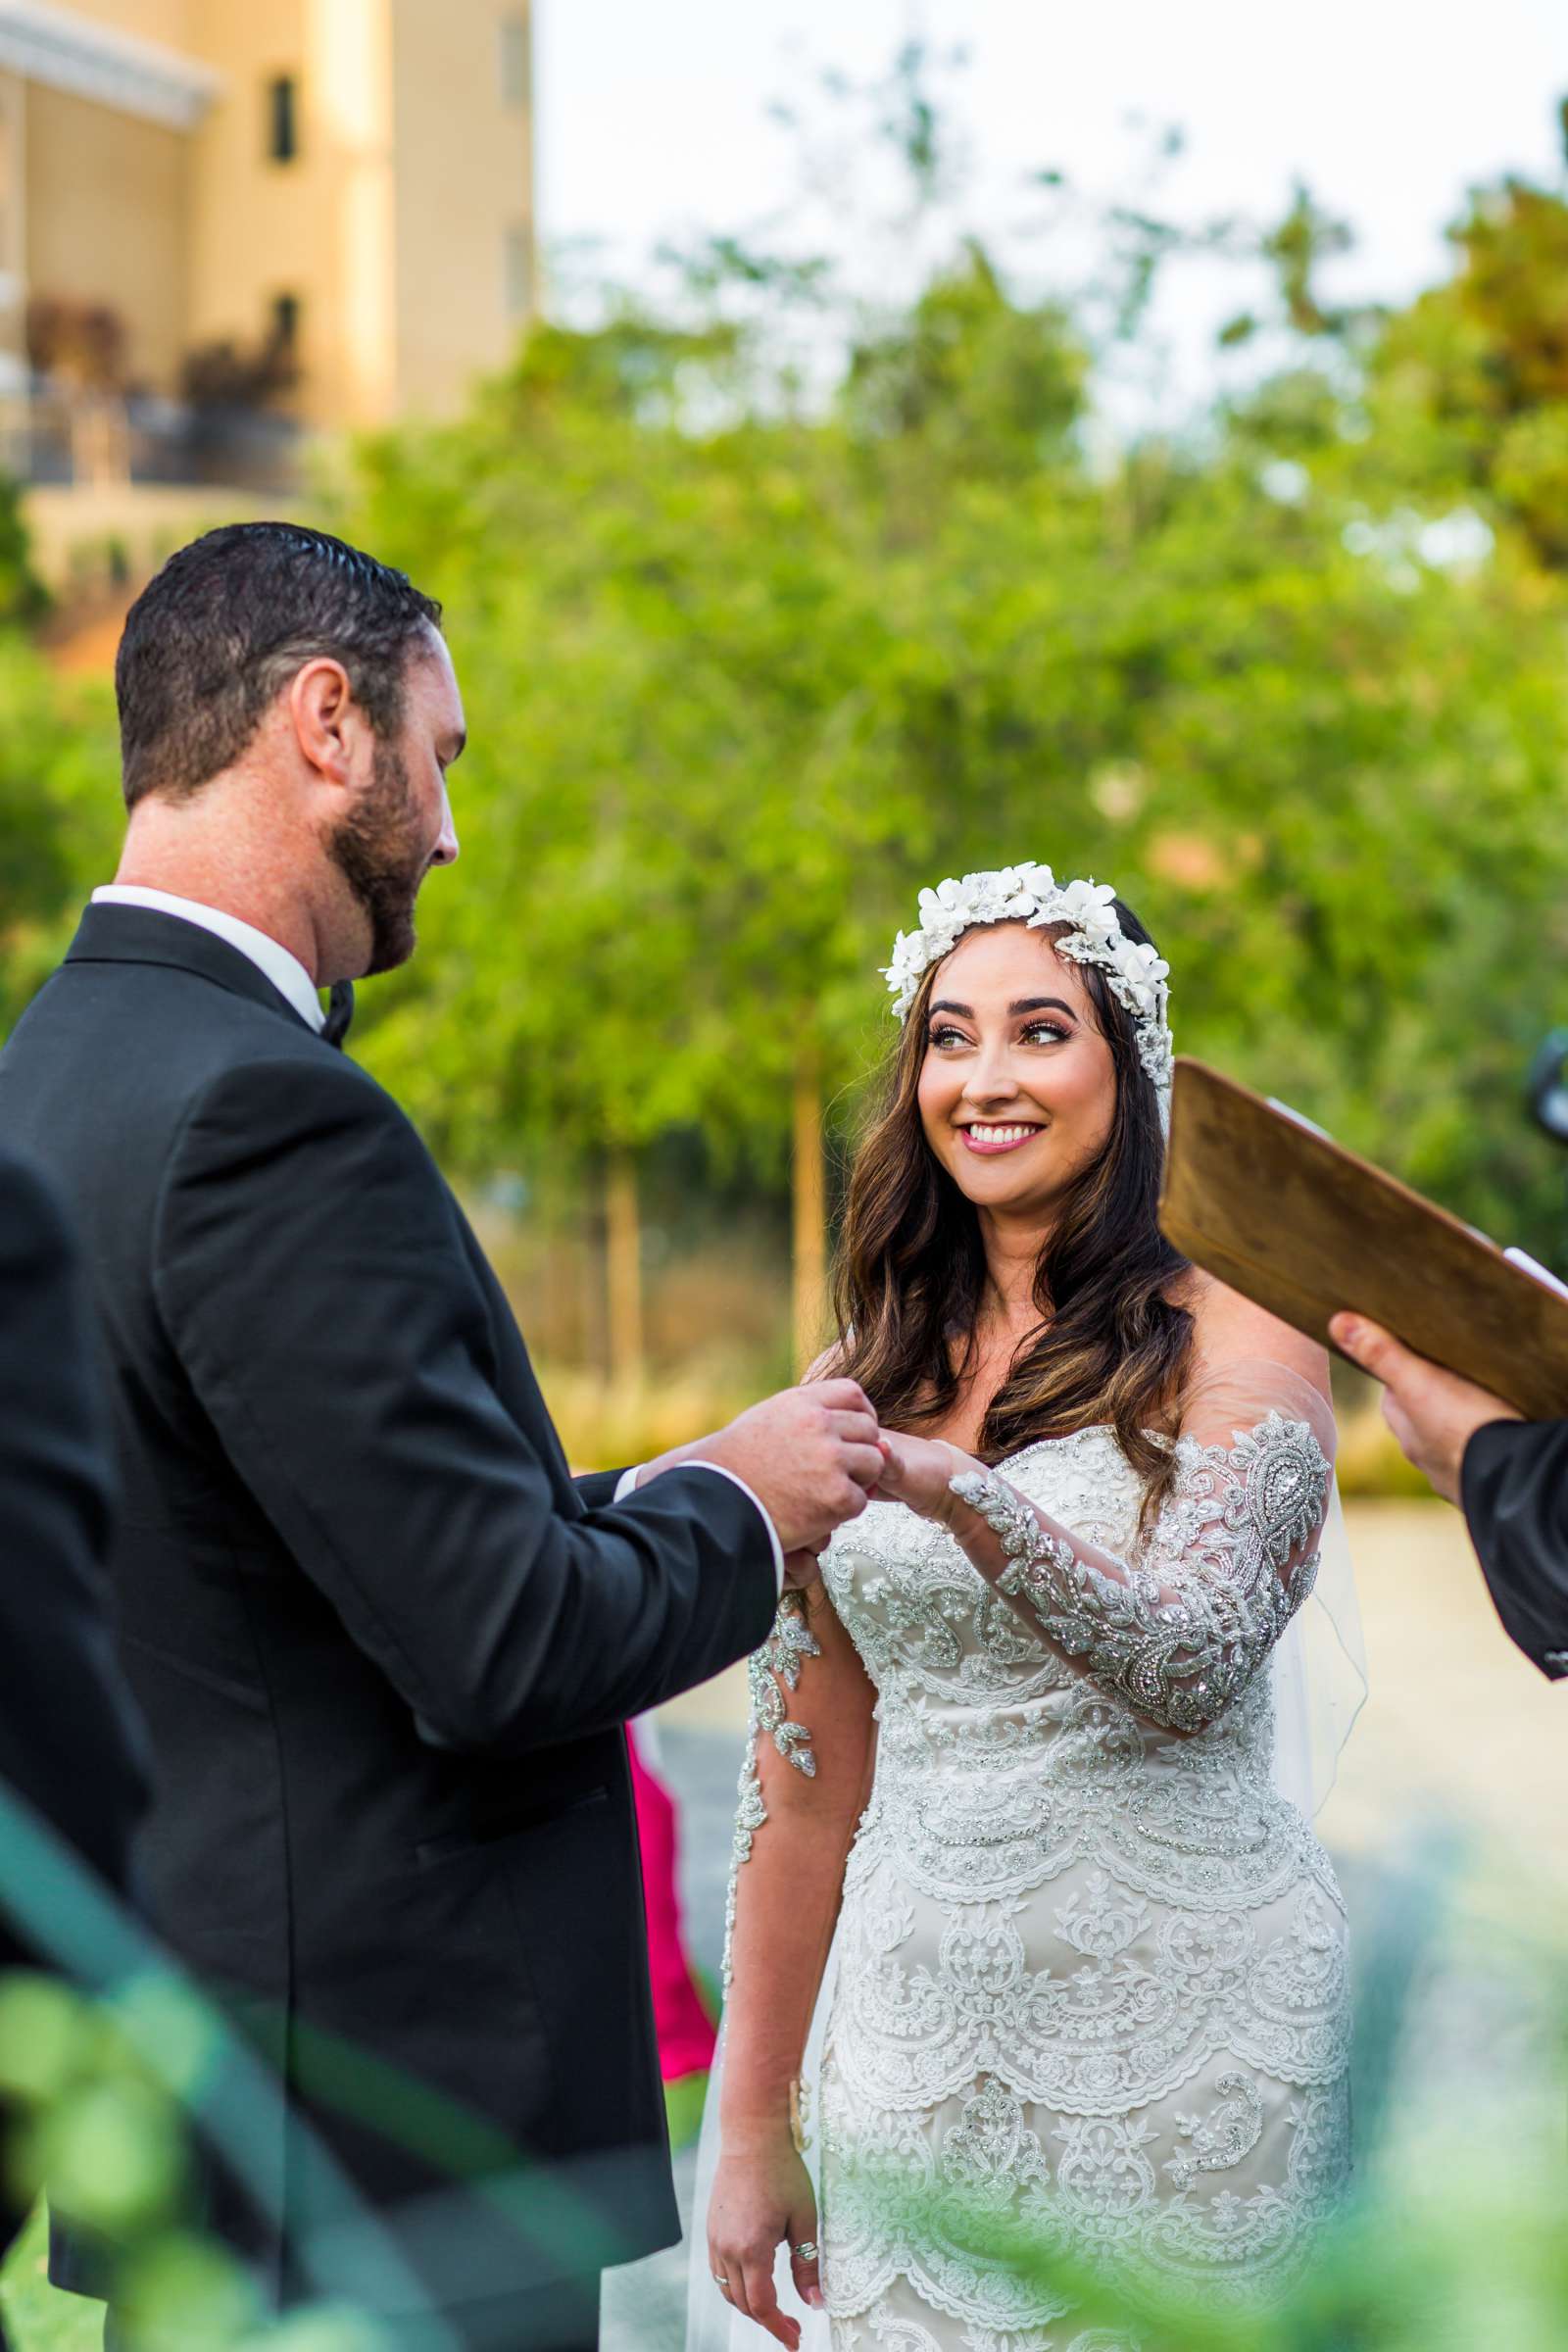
[[319, 141, 1568, 1286], [0, 644, 120, 1033], [1364, 110, 1568, 565]]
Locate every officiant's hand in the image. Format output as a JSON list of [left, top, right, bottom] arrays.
[[641, 1379, 885, 1555], [1330, 1314, 1522, 1505]]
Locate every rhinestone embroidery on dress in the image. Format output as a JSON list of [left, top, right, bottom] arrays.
[[722, 1418, 1352, 2347], [950, 1413, 1329, 1735], [723, 1590, 821, 1987]]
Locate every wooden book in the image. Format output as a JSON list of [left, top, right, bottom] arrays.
[[1158, 1056, 1568, 1421]]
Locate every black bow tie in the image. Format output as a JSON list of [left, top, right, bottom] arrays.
[[322, 981, 355, 1049]]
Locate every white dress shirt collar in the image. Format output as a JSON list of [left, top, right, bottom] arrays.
[[90, 885, 326, 1034]]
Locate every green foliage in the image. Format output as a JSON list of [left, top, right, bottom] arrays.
[[0, 1975, 392, 2352], [318, 165, 1568, 1256], [6, 92, 1568, 1260], [1368, 167, 1568, 566], [0, 647, 119, 1017], [0, 476, 47, 630]]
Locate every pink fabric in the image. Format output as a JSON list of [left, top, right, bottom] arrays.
[[627, 1720, 717, 2082]]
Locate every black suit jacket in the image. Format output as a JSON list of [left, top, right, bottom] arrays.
[[0, 906, 777, 2333], [0, 1148, 146, 2272], [1462, 1418, 1568, 1680], [0, 1150, 143, 1975]]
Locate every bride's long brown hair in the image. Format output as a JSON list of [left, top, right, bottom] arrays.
[[834, 901, 1195, 1516]]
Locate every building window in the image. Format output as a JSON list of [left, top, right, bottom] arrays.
[[270, 293, 300, 351], [267, 74, 298, 164], [499, 11, 529, 110], [504, 224, 533, 320]]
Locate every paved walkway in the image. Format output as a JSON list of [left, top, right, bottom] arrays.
[[600, 1726, 730, 2352]]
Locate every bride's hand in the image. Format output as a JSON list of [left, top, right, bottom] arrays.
[[708, 2132, 823, 2345], [872, 1429, 977, 1524]]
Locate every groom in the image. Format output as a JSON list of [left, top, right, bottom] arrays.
[[0, 523, 883, 2349]]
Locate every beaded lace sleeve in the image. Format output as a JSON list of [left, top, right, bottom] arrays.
[[723, 1592, 818, 1985], [721, 1585, 878, 1997], [950, 1365, 1335, 1737]]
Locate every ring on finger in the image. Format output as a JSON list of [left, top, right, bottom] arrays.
[[711, 2272, 729, 2288], [792, 2240, 819, 2261]]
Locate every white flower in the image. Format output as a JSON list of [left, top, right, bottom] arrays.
[[1054, 876, 1119, 940], [884, 859, 1174, 1118], [929, 877, 978, 923], [1114, 937, 1169, 988]]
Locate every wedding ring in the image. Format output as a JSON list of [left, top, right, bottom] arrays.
[[711, 2272, 729, 2287], [792, 2240, 819, 2262]]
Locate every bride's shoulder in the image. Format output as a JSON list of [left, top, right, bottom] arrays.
[[1166, 1267, 1328, 1393]]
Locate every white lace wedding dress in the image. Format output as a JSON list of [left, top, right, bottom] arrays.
[[695, 1394, 1358, 2352]]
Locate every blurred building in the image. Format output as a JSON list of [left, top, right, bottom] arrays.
[[0, 0, 535, 525]]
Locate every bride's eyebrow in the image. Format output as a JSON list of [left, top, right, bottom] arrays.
[[927, 997, 1078, 1020]]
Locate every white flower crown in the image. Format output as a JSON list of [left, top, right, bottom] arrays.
[[882, 861, 1175, 1109]]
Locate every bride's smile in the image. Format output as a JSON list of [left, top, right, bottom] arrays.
[[956, 1120, 1043, 1153], [915, 921, 1117, 1219]]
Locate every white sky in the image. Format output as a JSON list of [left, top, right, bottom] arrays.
[[535, 0, 1568, 418]]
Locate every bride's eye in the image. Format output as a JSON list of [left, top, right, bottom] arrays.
[[927, 1024, 972, 1050], [1021, 1021, 1071, 1046]]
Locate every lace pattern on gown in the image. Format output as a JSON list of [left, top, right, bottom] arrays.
[[723, 1590, 820, 1988], [951, 1410, 1330, 1733], [722, 1414, 1351, 2349]]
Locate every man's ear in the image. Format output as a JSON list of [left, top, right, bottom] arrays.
[[288, 658, 360, 789]]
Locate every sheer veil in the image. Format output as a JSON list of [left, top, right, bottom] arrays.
[[684, 1479, 1367, 2352], [1269, 1477, 1368, 1819]]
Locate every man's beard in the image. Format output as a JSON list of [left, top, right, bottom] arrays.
[[327, 735, 428, 976]]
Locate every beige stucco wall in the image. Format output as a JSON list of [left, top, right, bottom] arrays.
[[24, 78, 189, 389], [183, 0, 313, 404], [182, 0, 397, 430], [63, 0, 196, 50], [389, 0, 531, 418], [9, 0, 534, 433]]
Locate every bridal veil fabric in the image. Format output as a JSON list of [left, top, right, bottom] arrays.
[[689, 1384, 1365, 2352]]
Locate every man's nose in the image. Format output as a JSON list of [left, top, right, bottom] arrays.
[[431, 794, 460, 867]]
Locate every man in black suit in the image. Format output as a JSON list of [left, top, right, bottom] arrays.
[[1329, 1313, 1568, 1679], [0, 523, 884, 2349], [0, 1152, 146, 2340]]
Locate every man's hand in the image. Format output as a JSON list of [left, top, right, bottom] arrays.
[[1329, 1314, 1522, 1505], [649, 1380, 885, 1556]]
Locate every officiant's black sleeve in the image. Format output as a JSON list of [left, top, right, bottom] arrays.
[[153, 1057, 778, 1753], [1460, 1418, 1568, 1679], [0, 1154, 146, 1961]]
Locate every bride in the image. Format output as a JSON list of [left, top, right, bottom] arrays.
[[691, 865, 1361, 2351]]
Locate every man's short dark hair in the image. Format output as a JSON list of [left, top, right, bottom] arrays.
[[115, 521, 444, 808]]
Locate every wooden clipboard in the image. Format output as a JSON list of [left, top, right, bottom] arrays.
[[1158, 1057, 1568, 1421]]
